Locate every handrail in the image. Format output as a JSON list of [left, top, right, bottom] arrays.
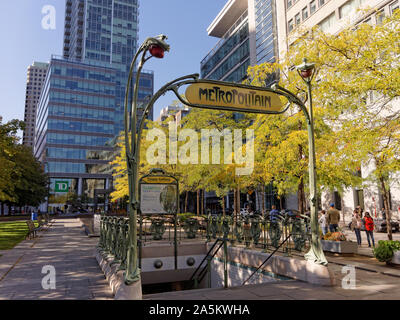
[[190, 238, 224, 285], [242, 234, 292, 286], [197, 241, 225, 285]]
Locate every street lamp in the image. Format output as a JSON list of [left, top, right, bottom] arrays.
[[123, 35, 170, 286], [272, 58, 327, 265], [296, 58, 327, 266]]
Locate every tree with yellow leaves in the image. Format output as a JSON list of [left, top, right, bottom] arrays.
[[247, 11, 400, 238]]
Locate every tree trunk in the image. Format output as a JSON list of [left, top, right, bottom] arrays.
[[233, 189, 237, 222], [237, 186, 241, 217], [201, 189, 204, 216], [380, 177, 393, 240], [298, 177, 305, 215], [297, 141, 306, 215], [184, 191, 188, 213], [197, 189, 200, 216], [222, 196, 226, 217], [261, 186, 265, 215]]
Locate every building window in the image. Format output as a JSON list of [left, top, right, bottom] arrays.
[[355, 189, 365, 211], [376, 10, 385, 24], [334, 191, 342, 211], [319, 12, 336, 31], [295, 13, 301, 25], [287, 0, 293, 9], [339, 0, 358, 19], [390, 1, 399, 14], [302, 7, 309, 20], [319, 0, 325, 6], [288, 19, 294, 32], [310, 0, 316, 14]]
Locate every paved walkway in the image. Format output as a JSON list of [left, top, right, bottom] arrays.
[[0, 219, 112, 300]]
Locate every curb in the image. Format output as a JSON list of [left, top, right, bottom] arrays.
[[95, 247, 142, 300]]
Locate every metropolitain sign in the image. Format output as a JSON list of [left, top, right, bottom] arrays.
[[185, 82, 283, 113]]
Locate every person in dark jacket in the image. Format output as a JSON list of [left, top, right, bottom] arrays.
[[269, 205, 280, 223]]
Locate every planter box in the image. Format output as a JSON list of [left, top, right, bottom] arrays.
[[391, 251, 400, 265], [321, 240, 358, 254]]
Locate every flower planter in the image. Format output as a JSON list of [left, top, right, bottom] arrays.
[[391, 251, 400, 265], [321, 240, 358, 254]]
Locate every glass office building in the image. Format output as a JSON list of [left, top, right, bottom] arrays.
[[34, 0, 154, 211], [64, 0, 154, 133], [34, 57, 117, 209], [201, 10, 250, 82], [201, 0, 278, 82], [254, 0, 277, 64]]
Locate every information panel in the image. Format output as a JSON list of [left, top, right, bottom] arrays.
[[140, 183, 177, 215]]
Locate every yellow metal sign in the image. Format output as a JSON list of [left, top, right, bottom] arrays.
[[141, 176, 176, 184], [185, 82, 283, 113]]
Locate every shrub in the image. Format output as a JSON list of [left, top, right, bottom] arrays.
[[373, 240, 400, 262]]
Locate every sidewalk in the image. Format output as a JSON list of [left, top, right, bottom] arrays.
[[0, 219, 112, 300]]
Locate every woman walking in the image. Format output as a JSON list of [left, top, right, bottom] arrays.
[[364, 212, 375, 247], [351, 209, 362, 246]]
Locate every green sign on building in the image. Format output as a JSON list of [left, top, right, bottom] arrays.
[[54, 181, 70, 193]]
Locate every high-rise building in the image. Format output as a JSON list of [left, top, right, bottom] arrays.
[[63, 0, 153, 133], [34, 0, 154, 211], [23, 62, 49, 148], [201, 0, 279, 83]]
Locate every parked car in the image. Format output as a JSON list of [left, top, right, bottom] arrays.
[[374, 218, 400, 233]]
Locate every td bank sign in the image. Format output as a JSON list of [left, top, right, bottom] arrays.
[[54, 181, 70, 193]]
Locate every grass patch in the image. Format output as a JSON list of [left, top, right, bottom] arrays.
[[0, 221, 38, 251]]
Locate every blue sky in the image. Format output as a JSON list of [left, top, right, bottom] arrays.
[[0, 0, 227, 125]]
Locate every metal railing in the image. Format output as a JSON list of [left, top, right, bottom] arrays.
[[98, 211, 312, 269], [190, 238, 225, 289]]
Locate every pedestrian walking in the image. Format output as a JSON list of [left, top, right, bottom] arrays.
[[318, 210, 328, 235], [363, 212, 375, 247], [351, 209, 362, 246], [327, 203, 340, 232]]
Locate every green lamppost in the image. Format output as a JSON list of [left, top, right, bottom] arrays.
[[296, 58, 327, 265], [272, 58, 327, 265], [123, 35, 170, 285]]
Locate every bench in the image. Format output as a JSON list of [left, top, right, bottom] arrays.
[[44, 213, 52, 224], [38, 215, 47, 227], [26, 220, 41, 239]]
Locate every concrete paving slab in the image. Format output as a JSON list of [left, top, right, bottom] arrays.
[[0, 219, 112, 300]]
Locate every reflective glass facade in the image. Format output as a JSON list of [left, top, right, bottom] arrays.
[[63, 0, 154, 135], [201, 23, 249, 79], [201, 18, 250, 83], [34, 57, 116, 210], [35, 0, 154, 209], [201, 0, 277, 82], [255, 0, 277, 64]]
